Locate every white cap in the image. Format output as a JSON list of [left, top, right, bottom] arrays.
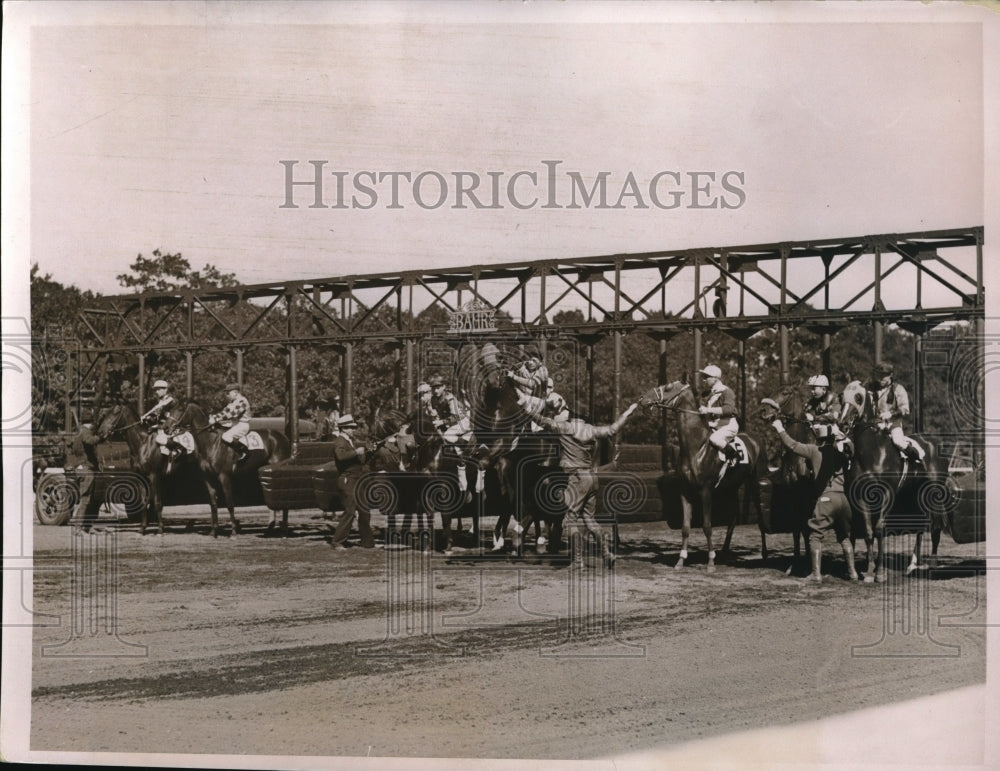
[[698, 365, 722, 379], [808, 375, 830, 387], [152, 379, 169, 389]]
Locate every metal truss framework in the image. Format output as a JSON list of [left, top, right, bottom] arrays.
[[73, 226, 984, 444]]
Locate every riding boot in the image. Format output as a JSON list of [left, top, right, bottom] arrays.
[[809, 544, 824, 583], [600, 531, 616, 568], [840, 538, 859, 581]]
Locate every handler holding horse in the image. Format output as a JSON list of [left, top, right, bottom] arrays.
[[770, 419, 859, 582]]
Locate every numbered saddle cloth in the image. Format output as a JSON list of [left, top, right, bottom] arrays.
[[173, 432, 196, 454], [245, 431, 266, 452]]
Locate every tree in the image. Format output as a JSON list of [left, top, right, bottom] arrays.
[[116, 250, 238, 292]]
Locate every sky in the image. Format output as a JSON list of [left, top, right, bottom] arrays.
[[18, 5, 987, 309]]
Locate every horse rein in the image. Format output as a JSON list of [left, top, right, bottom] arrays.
[[647, 384, 702, 415]]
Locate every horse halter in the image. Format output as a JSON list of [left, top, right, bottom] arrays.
[[646, 383, 699, 414]]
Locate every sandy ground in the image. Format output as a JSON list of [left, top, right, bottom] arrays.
[[26, 506, 990, 766]]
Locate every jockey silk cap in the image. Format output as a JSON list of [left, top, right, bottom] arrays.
[[429, 375, 445, 387], [874, 362, 894, 377], [337, 414, 358, 429], [152, 379, 170, 389], [225, 382, 241, 392], [417, 382, 431, 395], [807, 375, 830, 387], [698, 364, 722, 378]]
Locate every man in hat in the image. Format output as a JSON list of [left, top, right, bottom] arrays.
[[697, 364, 741, 461], [315, 393, 341, 441], [771, 418, 858, 582], [66, 422, 103, 532], [521, 393, 638, 567], [329, 413, 376, 550], [804, 375, 841, 429], [209, 382, 252, 461], [870, 362, 925, 463]]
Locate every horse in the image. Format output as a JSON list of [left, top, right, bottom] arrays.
[[483, 378, 567, 556], [638, 379, 764, 572], [367, 406, 483, 554], [759, 385, 824, 574], [166, 402, 291, 537], [838, 380, 949, 582], [94, 402, 170, 535]]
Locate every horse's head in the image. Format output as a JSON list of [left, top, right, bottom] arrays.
[[759, 384, 804, 421], [94, 402, 134, 440], [369, 406, 408, 443], [838, 380, 870, 431], [165, 400, 205, 432], [638, 381, 689, 410]]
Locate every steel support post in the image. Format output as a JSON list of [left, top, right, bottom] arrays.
[[342, 341, 354, 414], [184, 351, 194, 399], [912, 333, 922, 434], [287, 345, 299, 447], [235, 349, 245, 390], [405, 339, 415, 412], [136, 353, 145, 414], [611, 330, 624, 418]]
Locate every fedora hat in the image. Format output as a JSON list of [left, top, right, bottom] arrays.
[[336, 414, 358, 429]]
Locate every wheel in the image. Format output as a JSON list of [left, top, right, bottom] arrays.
[[34, 472, 76, 526]]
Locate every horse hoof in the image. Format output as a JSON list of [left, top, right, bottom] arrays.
[[492, 535, 504, 552], [674, 560, 685, 571], [904, 563, 918, 576], [848, 573, 860, 582], [876, 572, 887, 584], [706, 564, 716, 574], [863, 574, 874, 584], [536, 536, 547, 547], [784, 564, 794, 577]]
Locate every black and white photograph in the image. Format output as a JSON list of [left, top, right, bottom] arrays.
[[2, 2, 998, 769]]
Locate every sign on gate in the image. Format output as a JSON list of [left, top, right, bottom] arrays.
[[447, 299, 497, 334]]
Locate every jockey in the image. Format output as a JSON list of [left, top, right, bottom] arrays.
[[429, 374, 475, 492], [209, 382, 253, 461], [697, 364, 741, 462], [140, 379, 181, 458], [507, 348, 549, 399], [543, 378, 567, 418], [869, 362, 925, 463], [804, 375, 841, 432]]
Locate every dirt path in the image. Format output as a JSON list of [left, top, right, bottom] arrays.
[[29, 512, 988, 762]]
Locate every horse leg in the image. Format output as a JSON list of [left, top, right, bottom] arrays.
[[786, 529, 801, 577], [441, 507, 453, 554], [928, 526, 941, 569], [906, 531, 923, 576], [676, 495, 693, 570], [219, 474, 239, 535], [702, 486, 717, 573], [202, 474, 221, 538]]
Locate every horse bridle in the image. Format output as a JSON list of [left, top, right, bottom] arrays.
[[758, 395, 811, 427], [646, 384, 702, 415]]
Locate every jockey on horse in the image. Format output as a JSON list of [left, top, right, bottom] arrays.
[[139, 379, 187, 469], [428, 374, 476, 495], [697, 365, 742, 478], [804, 375, 842, 434], [208, 382, 253, 464], [869, 361, 925, 464]]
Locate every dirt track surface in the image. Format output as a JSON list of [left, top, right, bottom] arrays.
[[30, 508, 988, 762]]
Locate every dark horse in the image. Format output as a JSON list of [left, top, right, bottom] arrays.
[[759, 385, 824, 574], [367, 406, 481, 554], [94, 402, 169, 535], [639, 379, 764, 572], [166, 402, 291, 537], [839, 381, 950, 582]]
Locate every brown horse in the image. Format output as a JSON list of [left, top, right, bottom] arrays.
[[639, 379, 764, 572], [167, 402, 291, 537], [839, 381, 951, 582], [94, 402, 168, 535], [367, 406, 479, 554], [759, 386, 822, 574]]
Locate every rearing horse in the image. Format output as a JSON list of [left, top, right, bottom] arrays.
[[166, 402, 291, 537], [639, 379, 764, 572], [839, 380, 949, 581], [759, 385, 822, 574], [94, 402, 168, 535]]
